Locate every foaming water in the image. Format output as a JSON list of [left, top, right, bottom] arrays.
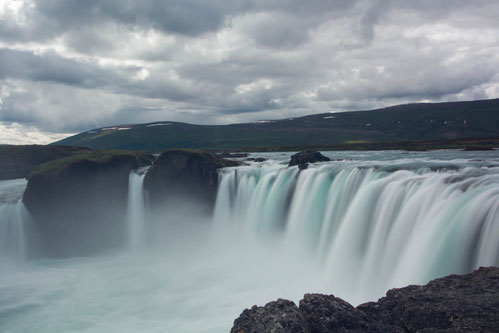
[[0, 179, 31, 264], [0, 151, 498, 332], [0, 222, 322, 333], [126, 169, 147, 251], [213, 154, 499, 302]]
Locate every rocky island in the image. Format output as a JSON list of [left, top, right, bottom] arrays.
[[20, 148, 240, 256]]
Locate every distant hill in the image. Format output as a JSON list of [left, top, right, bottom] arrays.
[[0, 145, 92, 180], [54, 98, 499, 151]]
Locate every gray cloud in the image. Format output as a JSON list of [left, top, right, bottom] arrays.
[[357, 0, 391, 41], [0, 48, 125, 87], [0, 0, 498, 143], [36, 0, 238, 36], [0, 0, 245, 42], [0, 48, 201, 103]]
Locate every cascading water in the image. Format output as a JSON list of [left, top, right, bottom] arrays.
[[0, 179, 30, 263], [1, 151, 498, 333], [126, 168, 148, 251], [213, 156, 499, 303]]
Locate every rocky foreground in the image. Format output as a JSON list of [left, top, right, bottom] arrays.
[[231, 267, 499, 333]]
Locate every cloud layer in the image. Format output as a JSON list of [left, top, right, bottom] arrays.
[[0, 0, 498, 143]]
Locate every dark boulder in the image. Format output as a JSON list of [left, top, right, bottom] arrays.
[[357, 266, 499, 333], [231, 267, 499, 333], [143, 149, 240, 209], [289, 151, 330, 170], [231, 299, 310, 333], [23, 151, 153, 256], [299, 294, 382, 333], [298, 163, 310, 170]]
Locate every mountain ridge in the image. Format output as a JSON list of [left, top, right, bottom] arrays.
[[54, 98, 499, 151]]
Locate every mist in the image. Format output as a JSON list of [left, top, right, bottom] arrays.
[[1, 150, 499, 332]]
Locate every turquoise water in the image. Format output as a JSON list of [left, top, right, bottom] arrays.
[[1, 150, 498, 332]]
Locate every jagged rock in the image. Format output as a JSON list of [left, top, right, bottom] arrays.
[[231, 267, 499, 333], [298, 163, 310, 170], [299, 294, 382, 333], [231, 299, 310, 333], [357, 267, 499, 333], [144, 149, 240, 209], [23, 151, 153, 256], [289, 151, 330, 169]]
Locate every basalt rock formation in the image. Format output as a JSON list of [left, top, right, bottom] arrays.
[[143, 149, 240, 210], [299, 294, 382, 333], [231, 267, 499, 333], [23, 150, 153, 256], [358, 266, 499, 332], [231, 299, 310, 333], [288, 151, 330, 170]]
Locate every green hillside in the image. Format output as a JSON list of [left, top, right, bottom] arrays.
[[54, 98, 499, 151], [0, 145, 92, 180]]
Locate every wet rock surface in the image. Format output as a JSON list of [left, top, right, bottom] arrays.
[[300, 294, 382, 333], [144, 149, 240, 208], [23, 151, 153, 256], [231, 299, 310, 333], [358, 266, 499, 333], [232, 267, 499, 333], [288, 151, 330, 170]]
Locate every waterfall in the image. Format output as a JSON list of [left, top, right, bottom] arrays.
[[213, 161, 499, 302], [0, 153, 498, 332], [0, 179, 30, 263], [126, 169, 147, 251]]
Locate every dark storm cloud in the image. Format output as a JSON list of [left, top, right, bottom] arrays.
[[358, 0, 390, 41], [0, 0, 358, 46], [0, 0, 244, 41], [0, 48, 123, 87], [0, 0, 498, 143], [36, 0, 238, 36], [0, 48, 203, 103]]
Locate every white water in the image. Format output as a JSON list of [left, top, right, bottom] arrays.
[[126, 169, 147, 251], [0, 179, 30, 264], [0, 150, 498, 332], [213, 157, 499, 302]]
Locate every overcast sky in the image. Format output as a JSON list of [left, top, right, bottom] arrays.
[[0, 0, 498, 144]]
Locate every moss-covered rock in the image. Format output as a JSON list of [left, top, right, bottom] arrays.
[[144, 149, 240, 210], [23, 150, 153, 257], [0, 145, 92, 180]]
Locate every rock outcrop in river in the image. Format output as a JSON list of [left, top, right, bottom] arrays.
[[288, 151, 330, 170], [144, 149, 240, 209], [21, 148, 242, 256], [23, 150, 153, 256], [231, 266, 499, 333]]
